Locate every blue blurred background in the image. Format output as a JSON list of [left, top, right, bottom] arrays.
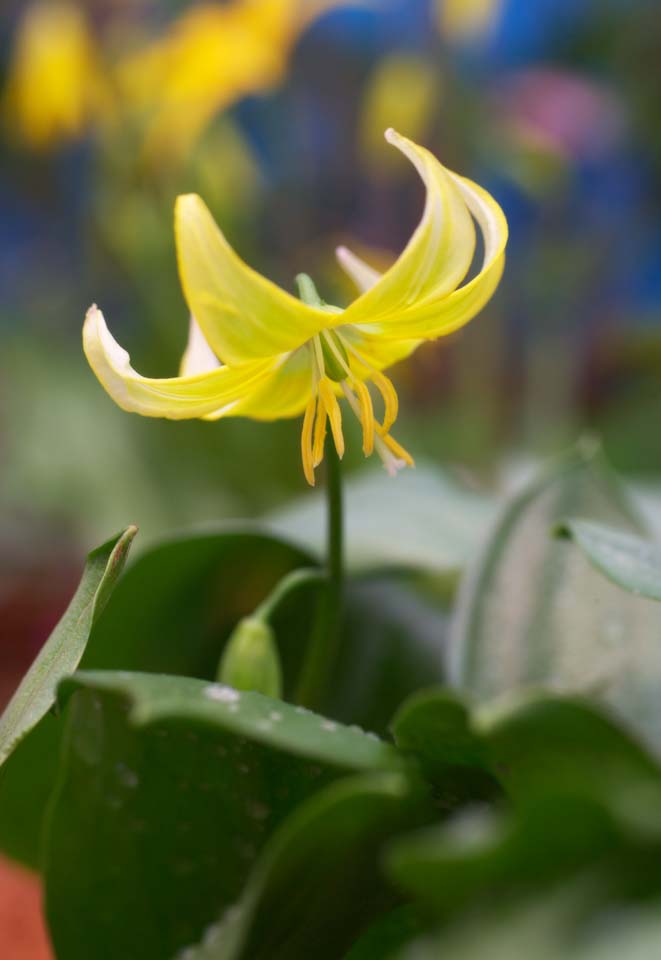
[[1, 0, 660, 703]]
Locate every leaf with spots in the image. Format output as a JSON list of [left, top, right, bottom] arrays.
[[43, 671, 406, 960]]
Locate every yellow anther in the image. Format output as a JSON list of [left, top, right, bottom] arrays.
[[312, 399, 328, 467], [301, 395, 317, 486], [353, 379, 375, 456], [371, 369, 399, 434], [381, 431, 414, 467], [318, 378, 345, 459]]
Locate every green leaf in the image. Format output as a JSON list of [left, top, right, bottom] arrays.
[[82, 530, 312, 679], [184, 773, 430, 960], [391, 689, 497, 810], [387, 796, 618, 915], [344, 907, 424, 959], [267, 463, 498, 579], [449, 442, 661, 753], [392, 687, 661, 813], [0, 526, 136, 767], [557, 520, 661, 601], [0, 529, 309, 867], [397, 891, 661, 960], [327, 578, 447, 733], [44, 671, 403, 960]]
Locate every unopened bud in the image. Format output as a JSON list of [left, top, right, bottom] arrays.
[[217, 617, 282, 699]]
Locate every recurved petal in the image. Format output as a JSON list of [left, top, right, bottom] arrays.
[[370, 171, 508, 340], [83, 305, 276, 419], [175, 193, 332, 365], [342, 129, 477, 327]]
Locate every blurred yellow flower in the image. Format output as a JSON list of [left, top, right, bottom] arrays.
[[436, 0, 503, 42], [118, 0, 348, 163], [83, 131, 508, 485], [4, 0, 111, 149], [360, 54, 440, 169]]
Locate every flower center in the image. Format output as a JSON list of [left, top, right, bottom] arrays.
[[294, 273, 413, 486]]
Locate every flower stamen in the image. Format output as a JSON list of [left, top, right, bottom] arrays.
[[352, 379, 375, 456], [318, 377, 345, 459], [301, 394, 317, 486], [312, 398, 328, 467]]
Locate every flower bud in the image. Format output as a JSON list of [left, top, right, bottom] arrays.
[[217, 617, 282, 699]]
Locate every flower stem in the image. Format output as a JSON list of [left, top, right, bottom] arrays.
[[296, 436, 344, 709], [254, 567, 325, 623]]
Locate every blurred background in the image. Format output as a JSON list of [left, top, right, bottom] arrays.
[[0, 0, 660, 952]]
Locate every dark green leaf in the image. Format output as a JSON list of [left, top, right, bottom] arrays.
[[343, 907, 425, 959], [392, 687, 661, 813], [82, 530, 312, 679], [44, 670, 403, 960], [0, 529, 310, 866], [387, 796, 618, 914], [184, 773, 431, 960]]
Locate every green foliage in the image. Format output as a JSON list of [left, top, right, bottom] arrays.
[[557, 519, 661, 600], [7, 447, 661, 957], [267, 463, 498, 581], [44, 672, 403, 960], [450, 441, 661, 751], [0, 526, 136, 767]]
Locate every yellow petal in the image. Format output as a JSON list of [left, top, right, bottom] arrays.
[[233, 347, 313, 421], [175, 193, 333, 365], [83, 305, 276, 419], [373, 171, 508, 340], [342, 129, 477, 328]]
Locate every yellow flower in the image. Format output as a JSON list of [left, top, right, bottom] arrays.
[[436, 0, 504, 42], [118, 0, 348, 164], [83, 130, 508, 485], [4, 0, 111, 149]]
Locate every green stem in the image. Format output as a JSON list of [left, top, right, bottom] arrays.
[[296, 437, 344, 708], [255, 567, 325, 623]]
